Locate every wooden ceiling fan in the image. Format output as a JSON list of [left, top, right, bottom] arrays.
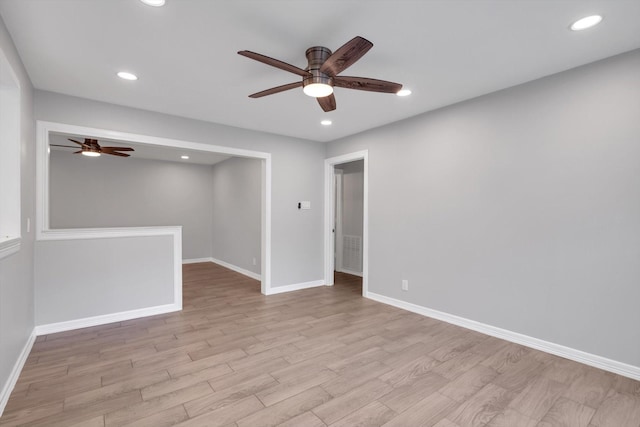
[[50, 138, 135, 157], [238, 36, 402, 112]]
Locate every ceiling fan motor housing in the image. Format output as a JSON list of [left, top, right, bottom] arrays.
[[303, 46, 333, 89], [85, 139, 101, 154]]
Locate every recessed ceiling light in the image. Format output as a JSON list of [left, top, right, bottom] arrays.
[[397, 89, 412, 97], [570, 15, 603, 31], [181, 155, 189, 160], [139, 0, 165, 6], [117, 71, 138, 81], [321, 120, 332, 126]]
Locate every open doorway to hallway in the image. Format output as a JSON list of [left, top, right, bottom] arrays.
[[333, 271, 363, 295], [333, 160, 364, 294], [324, 150, 369, 297]]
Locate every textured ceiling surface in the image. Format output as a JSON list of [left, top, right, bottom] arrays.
[[1, 0, 639, 142]]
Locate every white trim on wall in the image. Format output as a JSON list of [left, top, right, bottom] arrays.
[[0, 45, 22, 261], [261, 158, 272, 294], [264, 279, 325, 295], [0, 237, 20, 259], [38, 225, 182, 241], [367, 292, 640, 381], [0, 330, 35, 416], [324, 151, 369, 296], [210, 257, 261, 281], [34, 303, 181, 336], [182, 258, 215, 264], [182, 257, 262, 282], [334, 170, 343, 273], [36, 121, 272, 295]]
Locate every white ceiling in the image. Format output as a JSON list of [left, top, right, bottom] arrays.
[[49, 133, 231, 165], [1, 0, 639, 143]]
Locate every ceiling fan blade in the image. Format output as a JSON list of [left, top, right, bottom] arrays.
[[238, 51, 311, 78], [249, 81, 303, 98], [68, 138, 90, 148], [317, 93, 336, 112], [334, 76, 402, 93], [50, 144, 77, 148], [73, 150, 83, 154], [320, 36, 373, 77], [101, 147, 135, 152], [104, 151, 130, 157]]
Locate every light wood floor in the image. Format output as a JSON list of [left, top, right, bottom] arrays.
[[2, 263, 639, 427]]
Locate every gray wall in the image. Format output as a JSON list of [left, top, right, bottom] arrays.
[[35, 235, 175, 325], [327, 50, 640, 367], [0, 16, 35, 409], [49, 151, 214, 260], [35, 90, 325, 288], [211, 157, 261, 275]]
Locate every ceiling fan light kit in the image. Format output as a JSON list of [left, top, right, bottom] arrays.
[[303, 82, 333, 98], [302, 46, 334, 98], [238, 36, 402, 112]]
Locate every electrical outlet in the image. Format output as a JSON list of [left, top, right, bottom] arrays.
[[402, 279, 409, 291], [252, 257, 257, 266]]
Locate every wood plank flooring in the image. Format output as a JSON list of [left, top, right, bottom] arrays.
[[2, 262, 639, 426]]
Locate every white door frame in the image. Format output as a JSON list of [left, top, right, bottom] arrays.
[[334, 169, 344, 272], [324, 150, 368, 296]]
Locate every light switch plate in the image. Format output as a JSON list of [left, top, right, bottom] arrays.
[[299, 201, 311, 210]]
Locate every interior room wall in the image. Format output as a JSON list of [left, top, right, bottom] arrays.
[[49, 151, 214, 260], [0, 16, 36, 412], [326, 50, 640, 368], [35, 90, 325, 288], [335, 160, 364, 273], [35, 234, 175, 325], [211, 157, 261, 275]]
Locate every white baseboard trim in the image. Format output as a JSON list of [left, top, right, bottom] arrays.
[[34, 303, 181, 336], [266, 280, 325, 295], [182, 257, 214, 264], [336, 268, 363, 277], [182, 258, 261, 281], [210, 257, 261, 281], [367, 292, 640, 381], [0, 329, 36, 417]]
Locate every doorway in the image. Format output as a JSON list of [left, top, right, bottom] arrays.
[[334, 160, 364, 293], [37, 121, 273, 305], [324, 150, 368, 296]]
